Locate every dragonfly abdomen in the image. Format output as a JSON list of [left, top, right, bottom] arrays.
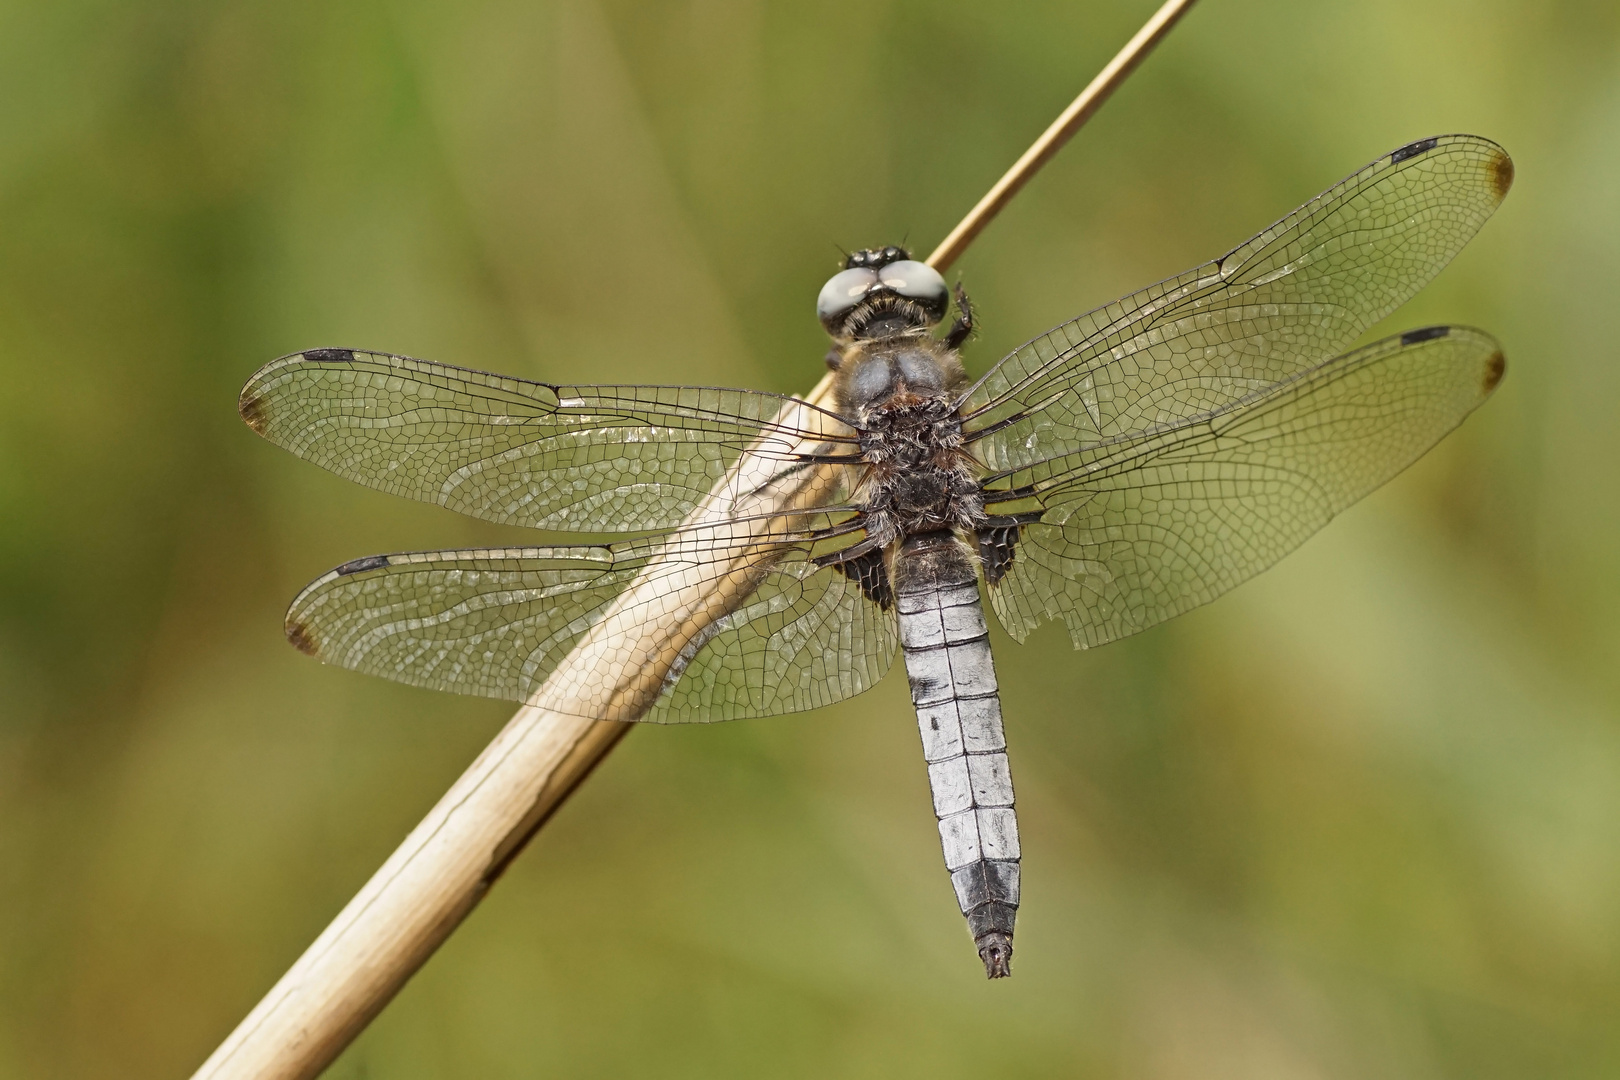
[[895, 531, 1019, 978]]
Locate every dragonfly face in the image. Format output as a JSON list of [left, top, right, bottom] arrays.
[[817, 246, 951, 343], [242, 134, 1514, 980]]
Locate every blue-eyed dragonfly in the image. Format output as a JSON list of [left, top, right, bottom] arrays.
[[241, 134, 1513, 978]]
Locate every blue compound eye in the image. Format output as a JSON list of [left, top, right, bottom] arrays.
[[878, 260, 949, 323], [817, 267, 879, 330]]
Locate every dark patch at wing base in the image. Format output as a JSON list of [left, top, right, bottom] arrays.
[[978, 526, 1019, 586], [975, 513, 1045, 586], [827, 548, 892, 609]]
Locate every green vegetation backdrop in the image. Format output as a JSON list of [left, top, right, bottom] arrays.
[[2, 0, 1617, 1076]]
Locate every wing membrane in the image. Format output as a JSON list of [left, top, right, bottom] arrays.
[[285, 525, 894, 722], [240, 349, 858, 533], [964, 135, 1513, 476], [982, 327, 1505, 647]]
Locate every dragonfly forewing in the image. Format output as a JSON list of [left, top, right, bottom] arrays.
[[963, 134, 1513, 477], [240, 348, 860, 533]]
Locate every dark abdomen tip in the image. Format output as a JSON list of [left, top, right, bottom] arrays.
[[978, 931, 1013, 979]]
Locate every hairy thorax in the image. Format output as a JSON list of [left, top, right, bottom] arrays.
[[834, 335, 984, 545]]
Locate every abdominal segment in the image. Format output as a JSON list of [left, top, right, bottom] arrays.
[[895, 532, 1019, 978]]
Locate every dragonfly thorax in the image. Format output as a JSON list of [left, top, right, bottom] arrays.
[[837, 342, 965, 414], [843, 351, 984, 544]]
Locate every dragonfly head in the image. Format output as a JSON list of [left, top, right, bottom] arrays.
[[818, 246, 949, 344]]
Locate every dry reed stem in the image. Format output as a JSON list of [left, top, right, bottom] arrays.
[[190, 2, 1200, 1074], [926, 0, 1201, 272], [191, 382, 841, 1080]]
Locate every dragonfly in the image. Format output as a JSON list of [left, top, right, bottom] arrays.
[[240, 134, 1513, 978]]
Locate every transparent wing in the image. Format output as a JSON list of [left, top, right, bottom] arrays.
[[283, 523, 895, 722], [981, 326, 1505, 647], [240, 349, 859, 533], [963, 135, 1513, 475]]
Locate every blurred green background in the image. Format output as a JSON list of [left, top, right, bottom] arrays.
[[1, 0, 1617, 1076]]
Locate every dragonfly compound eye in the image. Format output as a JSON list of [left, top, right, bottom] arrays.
[[818, 267, 880, 332], [878, 260, 949, 324]]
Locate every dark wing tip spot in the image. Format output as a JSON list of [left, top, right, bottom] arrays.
[[1400, 325, 1451, 347], [1482, 351, 1507, 394], [336, 554, 391, 576], [238, 390, 268, 433], [1390, 137, 1439, 165], [286, 620, 320, 657], [302, 347, 356, 364], [1489, 150, 1515, 201]]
